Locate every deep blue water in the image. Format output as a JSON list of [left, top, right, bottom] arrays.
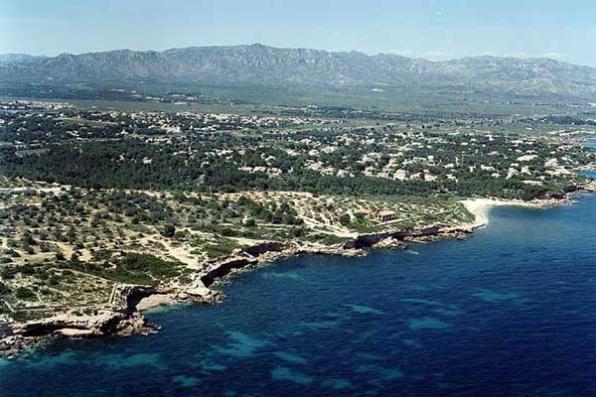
[[2, 196, 596, 396]]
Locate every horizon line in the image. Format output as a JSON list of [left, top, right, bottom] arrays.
[[0, 43, 585, 67]]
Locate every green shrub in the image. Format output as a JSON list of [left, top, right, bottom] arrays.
[[161, 224, 176, 238], [15, 287, 36, 300]]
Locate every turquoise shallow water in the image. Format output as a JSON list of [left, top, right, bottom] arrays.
[[2, 195, 596, 396]]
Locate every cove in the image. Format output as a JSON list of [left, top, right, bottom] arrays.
[[1, 195, 596, 396]]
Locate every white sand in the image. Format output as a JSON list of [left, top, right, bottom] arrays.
[[56, 328, 95, 337], [460, 198, 555, 229], [136, 294, 176, 311]]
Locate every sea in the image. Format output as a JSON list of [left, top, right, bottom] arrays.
[[2, 191, 596, 396]]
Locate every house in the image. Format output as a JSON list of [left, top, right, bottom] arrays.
[[376, 210, 396, 223]]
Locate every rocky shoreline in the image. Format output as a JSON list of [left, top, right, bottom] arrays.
[[0, 223, 471, 358], [2, 180, 594, 359]]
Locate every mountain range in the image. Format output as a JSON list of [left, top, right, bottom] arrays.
[[2, 44, 596, 104]]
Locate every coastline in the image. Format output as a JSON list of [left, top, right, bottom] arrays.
[[1, 182, 594, 359], [459, 197, 565, 230], [461, 175, 596, 230]]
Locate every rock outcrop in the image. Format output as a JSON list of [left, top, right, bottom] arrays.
[[0, 309, 151, 358], [0, 223, 472, 358], [342, 225, 450, 249], [200, 257, 258, 287], [242, 241, 287, 257], [13, 310, 148, 338]]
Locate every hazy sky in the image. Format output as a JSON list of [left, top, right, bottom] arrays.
[[2, 0, 596, 65]]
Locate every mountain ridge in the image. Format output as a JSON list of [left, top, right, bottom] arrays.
[[2, 43, 596, 101]]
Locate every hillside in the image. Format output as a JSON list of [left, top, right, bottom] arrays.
[[2, 44, 596, 103]]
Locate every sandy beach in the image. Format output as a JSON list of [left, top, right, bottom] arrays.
[[460, 198, 560, 229]]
